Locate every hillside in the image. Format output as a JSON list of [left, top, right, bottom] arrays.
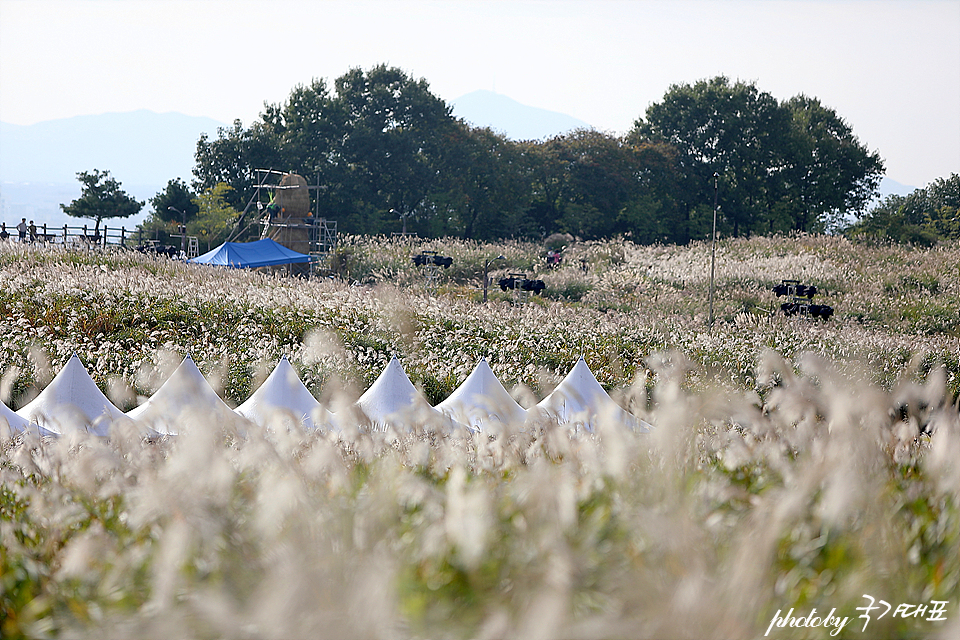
[[1, 233, 957, 639], [0, 234, 956, 405]]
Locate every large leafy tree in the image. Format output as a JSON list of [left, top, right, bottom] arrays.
[[522, 130, 686, 242], [433, 123, 533, 240], [633, 77, 792, 238], [780, 95, 884, 232], [330, 65, 458, 233], [632, 77, 884, 238], [61, 170, 143, 234], [195, 66, 459, 235], [559, 130, 656, 239], [524, 129, 652, 239], [924, 174, 960, 240], [615, 140, 686, 243], [261, 79, 340, 184]]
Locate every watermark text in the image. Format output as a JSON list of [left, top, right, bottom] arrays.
[[764, 597, 950, 636]]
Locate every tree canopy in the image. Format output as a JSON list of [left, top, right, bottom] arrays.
[[631, 77, 884, 238], [62, 170, 143, 233], [189, 183, 240, 252], [847, 174, 960, 244], [148, 178, 200, 224], [186, 68, 890, 244], [780, 95, 884, 233]]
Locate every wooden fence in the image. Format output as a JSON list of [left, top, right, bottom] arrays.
[[12, 224, 198, 257], [11, 223, 138, 248]]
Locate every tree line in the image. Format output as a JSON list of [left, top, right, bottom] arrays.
[[71, 65, 907, 246], [846, 174, 960, 245]]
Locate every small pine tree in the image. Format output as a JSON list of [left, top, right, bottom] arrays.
[[61, 170, 143, 235]]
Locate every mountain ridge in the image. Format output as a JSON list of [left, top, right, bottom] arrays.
[[450, 90, 593, 140], [0, 110, 227, 186]]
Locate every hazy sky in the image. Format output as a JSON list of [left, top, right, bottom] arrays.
[[1, 0, 958, 187]]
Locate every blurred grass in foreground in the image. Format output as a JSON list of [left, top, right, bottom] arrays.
[[0, 236, 958, 638]]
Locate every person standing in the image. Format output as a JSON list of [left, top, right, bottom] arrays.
[[0, 223, 9, 240], [16, 218, 27, 242], [28, 220, 37, 243]]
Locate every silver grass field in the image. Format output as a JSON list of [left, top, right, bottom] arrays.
[[0, 236, 957, 639]]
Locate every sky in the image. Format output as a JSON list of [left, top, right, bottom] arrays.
[[1, 0, 958, 188]]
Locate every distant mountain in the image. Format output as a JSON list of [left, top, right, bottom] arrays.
[[0, 111, 226, 228], [0, 110, 226, 185], [877, 176, 917, 200], [451, 90, 592, 141]]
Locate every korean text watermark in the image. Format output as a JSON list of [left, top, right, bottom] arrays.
[[765, 596, 950, 636]]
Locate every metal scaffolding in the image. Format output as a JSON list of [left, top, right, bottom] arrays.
[[233, 169, 338, 277]]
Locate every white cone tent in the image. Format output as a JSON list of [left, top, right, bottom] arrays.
[[436, 358, 527, 431], [235, 356, 335, 430], [355, 355, 460, 432], [531, 356, 645, 431], [15, 354, 127, 436], [1, 400, 47, 437], [126, 355, 240, 436], [7, 354, 652, 438]]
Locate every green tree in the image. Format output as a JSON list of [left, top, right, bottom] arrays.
[[780, 95, 884, 232], [189, 183, 240, 252], [524, 130, 682, 241], [194, 66, 460, 236], [848, 174, 960, 244], [193, 120, 282, 210], [60, 170, 143, 235], [434, 123, 533, 240], [330, 65, 458, 233], [259, 79, 348, 231], [632, 77, 884, 239], [922, 174, 960, 240], [634, 77, 792, 238], [559, 130, 656, 239], [261, 79, 339, 179], [615, 140, 685, 243], [136, 178, 200, 246], [149, 178, 199, 224]]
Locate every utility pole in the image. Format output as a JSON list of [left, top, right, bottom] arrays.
[[483, 255, 506, 302], [168, 206, 186, 255], [708, 172, 719, 329]]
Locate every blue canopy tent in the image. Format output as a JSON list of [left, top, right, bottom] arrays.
[[189, 238, 312, 269]]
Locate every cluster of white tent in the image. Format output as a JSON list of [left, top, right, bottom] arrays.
[[3, 353, 650, 438]]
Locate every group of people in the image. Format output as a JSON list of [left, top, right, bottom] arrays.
[[0, 218, 38, 242]]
